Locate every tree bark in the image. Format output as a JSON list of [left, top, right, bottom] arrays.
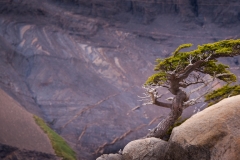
[[146, 89, 188, 139]]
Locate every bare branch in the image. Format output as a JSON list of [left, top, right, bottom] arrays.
[[141, 85, 172, 108], [157, 84, 170, 89], [189, 79, 213, 94], [184, 80, 220, 108], [177, 53, 213, 80], [147, 83, 170, 89], [216, 73, 234, 77], [204, 53, 212, 62], [177, 60, 205, 80], [154, 101, 172, 108], [179, 80, 205, 88], [187, 54, 195, 64]]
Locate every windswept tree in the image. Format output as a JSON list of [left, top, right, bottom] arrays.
[[141, 39, 240, 139]]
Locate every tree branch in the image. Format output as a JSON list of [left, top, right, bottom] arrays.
[[179, 80, 205, 88], [177, 60, 204, 80], [140, 86, 172, 108], [177, 54, 212, 80], [184, 77, 220, 108], [154, 100, 172, 108], [189, 77, 216, 95]]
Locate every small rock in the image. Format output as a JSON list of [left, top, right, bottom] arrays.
[[96, 153, 123, 160], [122, 137, 167, 160]]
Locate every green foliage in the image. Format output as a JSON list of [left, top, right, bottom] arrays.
[[205, 84, 240, 106], [172, 43, 193, 56], [146, 39, 240, 85], [203, 60, 237, 82], [34, 115, 76, 160], [145, 71, 167, 85]]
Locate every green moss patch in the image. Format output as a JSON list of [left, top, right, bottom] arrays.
[[34, 115, 76, 160]]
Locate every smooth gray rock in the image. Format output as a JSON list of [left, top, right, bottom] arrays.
[[122, 138, 167, 160], [96, 153, 123, 160]]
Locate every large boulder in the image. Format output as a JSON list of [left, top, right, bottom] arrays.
[[165, 95, 240, 160], [122, 137, 167, 160]]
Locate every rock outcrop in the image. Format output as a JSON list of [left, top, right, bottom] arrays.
[[165, 95, 240, 160], [98, 95, 240, 160]]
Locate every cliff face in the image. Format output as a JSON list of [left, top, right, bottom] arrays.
[[51, 0, 240, 25], [0, 0, 240, 159]]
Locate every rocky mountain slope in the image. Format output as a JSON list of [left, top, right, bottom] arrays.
[[0, 88, 58, 159], [0, 0, 240, 159]]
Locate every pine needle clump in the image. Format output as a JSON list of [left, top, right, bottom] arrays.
[[205, 84, 240, 106]]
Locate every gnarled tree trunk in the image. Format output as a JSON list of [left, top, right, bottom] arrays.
[[146, 90, 188, 138]]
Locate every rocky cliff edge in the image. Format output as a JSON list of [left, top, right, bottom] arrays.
[[97, 95, 240, 160]]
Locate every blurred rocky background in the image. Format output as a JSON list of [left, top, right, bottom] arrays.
[[0, 0, 240, 159]]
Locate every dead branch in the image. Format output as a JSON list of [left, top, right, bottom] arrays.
[[177, 53, 212, 80], [184, 80, 220, 108], [140, 85, 172, 108]]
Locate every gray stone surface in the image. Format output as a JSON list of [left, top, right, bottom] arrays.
[[96, 153, 123, 160], [122, 138, 167, 160]]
